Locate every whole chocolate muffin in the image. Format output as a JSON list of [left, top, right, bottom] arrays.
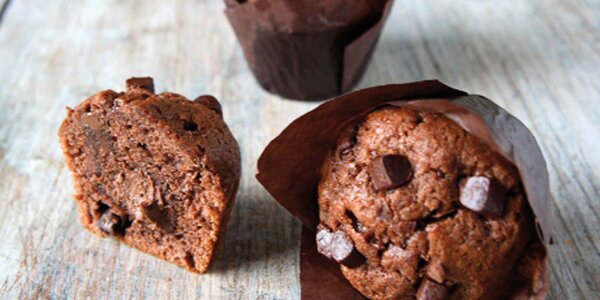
[[225, 0, 392, 100], [317, 106, 533, 299], [58, 78, 240, 273], [230, 0, 387, 32]]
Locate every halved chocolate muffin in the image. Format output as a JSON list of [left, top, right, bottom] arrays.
[[59, 78, 240, 273]]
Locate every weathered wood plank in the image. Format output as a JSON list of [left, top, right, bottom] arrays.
[[0, 0, 598, 298], [0, 1, 301, 299]]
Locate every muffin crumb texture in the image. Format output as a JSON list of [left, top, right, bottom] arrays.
[[59, 78, 240, 273], [318, 106, 533, 299]]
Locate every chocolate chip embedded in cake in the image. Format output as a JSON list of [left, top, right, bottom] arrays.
[[367, 154, 413, 191], [194, 95, 223, 117], [126, 77, 154, 93], [459, 176, 508, 218], [317, 106, 533, 299], [416, 278, 449, 300], [58, 77, 240, 273], [316, 224, 366, 268]]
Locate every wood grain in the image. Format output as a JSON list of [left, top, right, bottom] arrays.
[[0, 0, 598, 299]]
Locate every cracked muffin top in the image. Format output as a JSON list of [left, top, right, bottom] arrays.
[[317, 106, 534, 299]]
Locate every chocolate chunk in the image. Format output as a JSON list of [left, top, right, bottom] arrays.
[[183, 121, 198, 131], [416, 279, 449, 300], [336, 126, 358, 157], [337, 138, 354, 155], [459, 176, 508, 217], [141, 203, 175, 232], [97, 211, 124, 235], [316, 225, 335, 258], [345, 210, 365, 233], [126, 77, 155, 93], [331, 231, 365, 268], [80, 113, 102, 131], [316, 226, 365, 268], [184, 252, 196, 269], [426, 260, 446, 284], [194, 95, 223, 117], [367, 155, 413, 191]]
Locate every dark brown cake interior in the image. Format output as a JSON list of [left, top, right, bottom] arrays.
[[59, 81, 240, 273]]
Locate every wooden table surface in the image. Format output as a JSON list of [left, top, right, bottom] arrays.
[[0, 0, 598, 299]]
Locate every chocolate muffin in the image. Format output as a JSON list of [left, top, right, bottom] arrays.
[[225, 0, 393, 100], [58, 78, 240, 273], [256, 81, 550, 300], [317, 107, 533, 299]]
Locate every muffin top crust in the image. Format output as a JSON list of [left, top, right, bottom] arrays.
[[318, 106, 533, 299]]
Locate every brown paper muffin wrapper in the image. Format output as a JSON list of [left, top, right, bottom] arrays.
[[256, 81, 552, 299], [224, 1, 394, 101]]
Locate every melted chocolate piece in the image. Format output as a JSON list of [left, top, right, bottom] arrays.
[[194, 95, 223, 117], [80, 112, 113, 161], [336, 125, 358, 157], [459, 176, 508, 218], [126, 77, 155, 93], [316, 226, 335, 258], [317, 226, 365, 268], [416, 279, 449, 300], [300, 227, 366, 300], [80, 113, 102, 131], [331, 231, 366, 268], [97, 211, 124, 236], [367, 154, 413, 191], [141, 203, 175, 232]]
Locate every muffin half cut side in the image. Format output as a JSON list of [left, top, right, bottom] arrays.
[[59, 78, 241, 273]]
